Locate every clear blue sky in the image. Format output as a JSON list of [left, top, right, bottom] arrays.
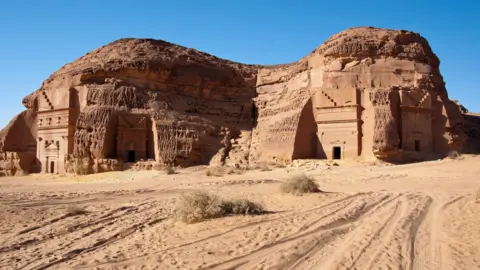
[[1, 0, 479, 128]]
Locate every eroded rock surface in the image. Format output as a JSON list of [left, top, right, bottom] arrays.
[[0, 27, 473, 175]]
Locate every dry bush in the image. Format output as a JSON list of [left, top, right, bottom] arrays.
[[235, 169, 245, 175], [174, 191, 224, 223], [174, 191, 265, 223], [280, 174, 321, 195], [73, 163, 89, 175], [475, 188, 480, 202], [66, 205, 88, 216], [15, 170, 29, 176], [152, 163, 162, 171], [273, 163, 286, 169], [205, 167, 223, 177], [222, 199, 265, 215], [249, 162, 271, 171], [152, 163, 175, 174], [227, 167, 245, 175], [204, 167, 221, 177], [249, 162, 285, 171], [259, 163, 272, 171], [205, 166, 243, 177], [447, 150, 462, 159], [163, 165, 175, 175]]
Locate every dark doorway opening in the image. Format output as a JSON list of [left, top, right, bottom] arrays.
[[414, 140, 421, 152], [333, 146, 342, 160], [50, 161, 55, 174], [292, 98, 325, 159], [128, 150, 136, 162], [251, 103, 258, 119]]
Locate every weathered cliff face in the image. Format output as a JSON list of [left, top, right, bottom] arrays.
[[0, 93, 38, 175], [251, 27, 467, 163], [452, 101, 480, 153], [0, 27, 472, 175], [29, 38, 258, 173]]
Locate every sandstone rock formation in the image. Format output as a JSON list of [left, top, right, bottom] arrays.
[[453, 101, 480, 153], [0, 27, 474, 175], [0, 96, 38, 176]]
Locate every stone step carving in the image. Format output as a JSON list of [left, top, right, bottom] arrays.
[[321, 90, 338, 107], [417, 92, 430, 107], [41, 90, 54, 110]]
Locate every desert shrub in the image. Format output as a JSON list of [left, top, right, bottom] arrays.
[[66, 205, 88, 216], [152, 163, 162, 171], [204, 166, 243, 177], [174, 191, 225, 223], [259, 163, 272, 171], [174, 191, 265, 223], [273, 163, 286, 169], [15, 170, 29, 176], [475, 188, 480, 202], [163, 165, 175, 175], [205, 167, 221, 177], [152, 163, 175, 174], [447, 150, 462, 159], [227, 167, 245, 175], [249, 161, 286, 171], [73, 163, 90, 175], [205, 167, 223, 177], [222, 199, 265, 215], [249, 162, 271, 171], [280, 174, 321, 195]]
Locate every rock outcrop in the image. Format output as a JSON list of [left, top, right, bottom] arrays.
[[0, 106, 38, 176], [0, 26, 473, 175], [251, 27, 467, 163]]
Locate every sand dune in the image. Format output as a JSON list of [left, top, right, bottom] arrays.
[[0, 156, 479, 270]]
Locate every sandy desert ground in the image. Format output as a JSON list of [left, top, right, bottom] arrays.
[[0, 156, 479, 270]]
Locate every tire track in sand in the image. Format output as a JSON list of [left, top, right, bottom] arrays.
[[294, 195, 404, 270], [26, 208, 169, 270], [413, 194, 466, 270], [204, 193, 395, 270], [86, 193, 377, 270], [2, 201, 166, 270], [323, 194, 433, 270]]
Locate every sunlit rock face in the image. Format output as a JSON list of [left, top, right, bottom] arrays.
[[0, 27, 470, 175], [253, 27, 466, 163]]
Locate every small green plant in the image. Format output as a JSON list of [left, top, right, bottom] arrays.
[[280, 174, 321, 195], [174, 191, 265, 223]]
